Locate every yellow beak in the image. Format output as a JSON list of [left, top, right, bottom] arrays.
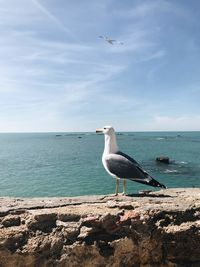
[[96, 128, 103, 133]]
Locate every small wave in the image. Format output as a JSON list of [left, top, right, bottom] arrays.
[[179, 161, 188, 164], [164, 169, 179, 173], [174, 161, 188, 165], [156, 137, 165, 140]]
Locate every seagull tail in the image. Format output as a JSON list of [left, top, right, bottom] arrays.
[[131, 176, 167, 189], [139, 169, 167, 189], [147, 177, 167, 189]]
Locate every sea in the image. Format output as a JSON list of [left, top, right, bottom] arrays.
[[0, 131, 199, 197]]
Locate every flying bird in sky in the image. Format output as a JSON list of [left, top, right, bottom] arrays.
[[99, 35, 123, 45], [96, 126, 166, 195]]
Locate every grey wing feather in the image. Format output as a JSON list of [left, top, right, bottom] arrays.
[[116, 151, 149, 176], [105, 152, 166, 189], [116, 151, 142, 167], [105, 153, 146, 179], [116, 151, 154, 177]]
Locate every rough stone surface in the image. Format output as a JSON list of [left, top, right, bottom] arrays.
[[0, 188, 200, 267], [156, 157, 170, 164]]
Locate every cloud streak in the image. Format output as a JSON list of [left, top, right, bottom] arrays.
[[31, 0, 78, 41], [0, 0, 199, 131]]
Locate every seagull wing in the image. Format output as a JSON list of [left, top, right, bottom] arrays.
[[105, 152, 166, 188], [99, 36, 123, 45], [107, 39, 116, 44], [105, 152, 146, 178]]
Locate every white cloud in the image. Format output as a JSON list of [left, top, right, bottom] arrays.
[[114, 0, 190, 21], [140, 50, 166, 62], [0, 0, 199, 131], [31, 0, 75, 38]]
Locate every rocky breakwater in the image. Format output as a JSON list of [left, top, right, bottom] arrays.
[[0, 189, 200, 267]]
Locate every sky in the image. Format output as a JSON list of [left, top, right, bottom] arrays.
[[0, 0, 200, 132]]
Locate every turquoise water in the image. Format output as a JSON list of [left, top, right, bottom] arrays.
[[0, 132, 199, 197]]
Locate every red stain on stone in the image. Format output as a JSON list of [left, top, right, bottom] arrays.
[[118, 210, 140, 224]]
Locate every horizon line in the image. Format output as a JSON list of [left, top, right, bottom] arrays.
[[0, 130, 199, 134]]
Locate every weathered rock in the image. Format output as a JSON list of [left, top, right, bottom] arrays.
[[156, 156, 170, 164], [58, 213, 81, 222], [78, 226, 94, 239], [58, 221, 81, 243], [0, 189, 199, 267], [26, 212, 57, 232], [1, 215, 21, 227]]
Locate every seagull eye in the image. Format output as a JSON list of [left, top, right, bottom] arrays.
[[104, 127, 106, 130]]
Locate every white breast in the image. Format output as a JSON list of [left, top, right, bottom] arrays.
[[102, 129, 119, 178]]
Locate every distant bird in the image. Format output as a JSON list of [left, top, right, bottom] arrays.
[[96, 126, 166, 195], [99, 35, 123, 45]]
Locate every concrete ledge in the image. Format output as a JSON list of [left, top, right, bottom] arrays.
[[0, 189, 200, 267]]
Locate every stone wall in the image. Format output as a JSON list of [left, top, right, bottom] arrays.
[[0, 189, 200, 267]]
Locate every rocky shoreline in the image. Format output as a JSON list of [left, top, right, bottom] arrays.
[[0, 188, 200, 267]]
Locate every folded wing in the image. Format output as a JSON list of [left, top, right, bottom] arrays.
[[105, 151, 166, 188]]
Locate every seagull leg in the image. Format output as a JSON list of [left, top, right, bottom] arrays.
[[115, 179, 119, 196], [122, 179, 126, 195]]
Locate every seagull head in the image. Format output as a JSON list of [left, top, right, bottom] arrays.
[[96, 126, 115, 136]]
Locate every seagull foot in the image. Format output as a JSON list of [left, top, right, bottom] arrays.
[[122, 192, 126, 196]]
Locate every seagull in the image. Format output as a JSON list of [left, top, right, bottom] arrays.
[[96, 126, 166, 195], [99, 36, 123, 45]]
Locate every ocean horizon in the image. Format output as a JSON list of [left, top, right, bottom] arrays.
[[0, 131, 199, 197]]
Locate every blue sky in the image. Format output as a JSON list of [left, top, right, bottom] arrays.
[[0, 0, 200, 132]]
